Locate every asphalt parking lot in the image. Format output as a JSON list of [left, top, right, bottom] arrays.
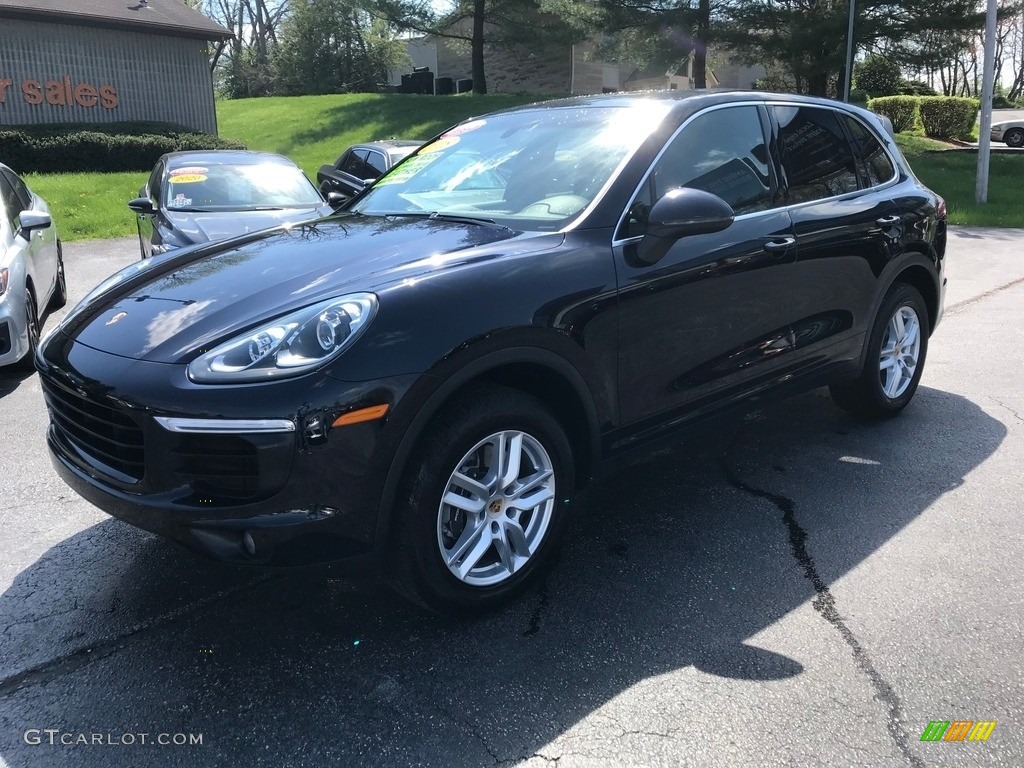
[[1, 228, 1023, 767]]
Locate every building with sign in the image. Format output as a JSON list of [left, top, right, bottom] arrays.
[[0, 0, 231, 134]]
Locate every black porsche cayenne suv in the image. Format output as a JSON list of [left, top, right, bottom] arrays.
[[37, 91, 946, 614]]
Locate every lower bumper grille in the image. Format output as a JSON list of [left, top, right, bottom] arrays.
[[42, 378, 144, 482]]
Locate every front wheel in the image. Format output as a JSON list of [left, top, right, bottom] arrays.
[[49, 241, 67, 310], [14, 290, 40, 372], [389, 384, 576, 614], [830, 282, 930, 418], [1004, 128, 1024, 148]]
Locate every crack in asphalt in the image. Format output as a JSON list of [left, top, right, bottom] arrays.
[[721, 434, 925, 768], [945, 275, 1024, 316], [0, 575, 276, 699], [991, 398, 1024, 425]]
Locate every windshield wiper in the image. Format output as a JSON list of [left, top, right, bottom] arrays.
[[385, 211, 514, 232], [167, 206, 214, 213]]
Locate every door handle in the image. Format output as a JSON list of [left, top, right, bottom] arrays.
[[876, 215, 902, 226], [763, 236, 795, 254]]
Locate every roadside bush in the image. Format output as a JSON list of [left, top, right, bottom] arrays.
[[0, 123, 245, 174], [867, 95, 920, 133], [848, 88, 869, 104], [993, 94, 1017, 109], [918, 96, 979, 140]]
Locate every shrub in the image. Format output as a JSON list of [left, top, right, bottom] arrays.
[[855, 55, 903, 97], [867, 95, 920, 133], [0, 123, 245, 174], [918, 96, 979, 140], [992, 94, 1017, 109], [848, 88, 869, 104], [898, 79, 937, 96]]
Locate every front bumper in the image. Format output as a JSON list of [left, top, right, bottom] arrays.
[[37, 333, 420, 567], [0, 292, 29, 367]]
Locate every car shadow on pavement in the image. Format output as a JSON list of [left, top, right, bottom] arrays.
[[0, 386, 1006, 766], [0, 367, 35, 399]]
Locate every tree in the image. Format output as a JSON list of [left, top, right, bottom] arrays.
[[855, 53, 902, 95], [272, 0, 403, 94], [716, 0, 988, 97], [372, 0, 580, 94]]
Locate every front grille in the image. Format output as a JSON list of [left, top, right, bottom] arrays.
[[171, 434, 260, 499], [42, 378, 145, 482]]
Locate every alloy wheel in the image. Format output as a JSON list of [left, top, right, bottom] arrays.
[[437, 430, 556, 587], [878, 305, 920, 399]]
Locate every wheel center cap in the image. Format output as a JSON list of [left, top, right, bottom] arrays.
[[488, 499, 504, 515]]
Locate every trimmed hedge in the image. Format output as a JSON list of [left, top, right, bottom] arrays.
[[918, 96, 979, 140], [867, 96, 920, 133], [0, 122, 245, 174]]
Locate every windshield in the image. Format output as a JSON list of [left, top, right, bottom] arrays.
[[164, 163, 323, 212], [352, 105, 669, 231]]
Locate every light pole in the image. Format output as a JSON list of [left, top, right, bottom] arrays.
[[843, 0, 856, 101], [976, 0, 998, 203]]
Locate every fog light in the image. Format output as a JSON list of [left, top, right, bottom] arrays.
[[243, 531, 256, 556]]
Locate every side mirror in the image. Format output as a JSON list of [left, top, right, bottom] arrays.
[[634, 187, 735, 265], [326, 191, 347, 208], [17, 210, 52, 239], [128, 197, 155, 215]]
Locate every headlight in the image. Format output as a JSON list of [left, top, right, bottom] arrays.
[[0, 267, 8, 297], [187, 293, 378, 383]]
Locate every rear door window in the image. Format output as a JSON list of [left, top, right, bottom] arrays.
[[772, 106, 860, 204]]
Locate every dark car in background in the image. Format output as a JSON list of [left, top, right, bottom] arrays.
[[39, 91, 945, 615], [129, 151, 335, 259], [316, 140, 420, 199]]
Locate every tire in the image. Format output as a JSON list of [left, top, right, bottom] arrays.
[[1004, 128, 1024, 148], [830, 282, 929, 418], [49, 241, 67, 310], [389, 383, 576, 614], [14, 290, 40, 372]]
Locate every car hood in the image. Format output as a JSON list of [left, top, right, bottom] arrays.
[[992, 120, 1024, 129], [166, 206, 331, 244], [58, 214, 547, 364]]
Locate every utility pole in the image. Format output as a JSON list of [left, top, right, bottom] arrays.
[[843, 0, 855, 101], [976, 0, 998, 203]]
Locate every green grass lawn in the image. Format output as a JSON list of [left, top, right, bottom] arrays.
[[217, 92, 549, 179], [896, 135, 1024, 228], [27, 171, 145, 242]]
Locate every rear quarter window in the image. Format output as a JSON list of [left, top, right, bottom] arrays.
[[840, 114, 897, 187]]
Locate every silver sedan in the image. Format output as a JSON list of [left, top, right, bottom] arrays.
[[991, 119, 1024, 148], [0, 163, 65, 370]]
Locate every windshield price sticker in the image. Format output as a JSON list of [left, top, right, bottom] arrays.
[[170, 174, 207, 184], [169, 167, 209, 176], [170, 194, 192, 207], [375, 153, 442, 186]]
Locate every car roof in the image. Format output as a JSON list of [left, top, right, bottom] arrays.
[[162, 150, 300, 168], [478, 88, 872, 119], [354, 140, 421, 158]]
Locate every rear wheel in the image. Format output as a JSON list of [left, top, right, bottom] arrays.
[[390, 384, 576, 614], [14, 290, 40, 372], [1004, 128, 1024, 148], [830, 282, 929, 418]]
